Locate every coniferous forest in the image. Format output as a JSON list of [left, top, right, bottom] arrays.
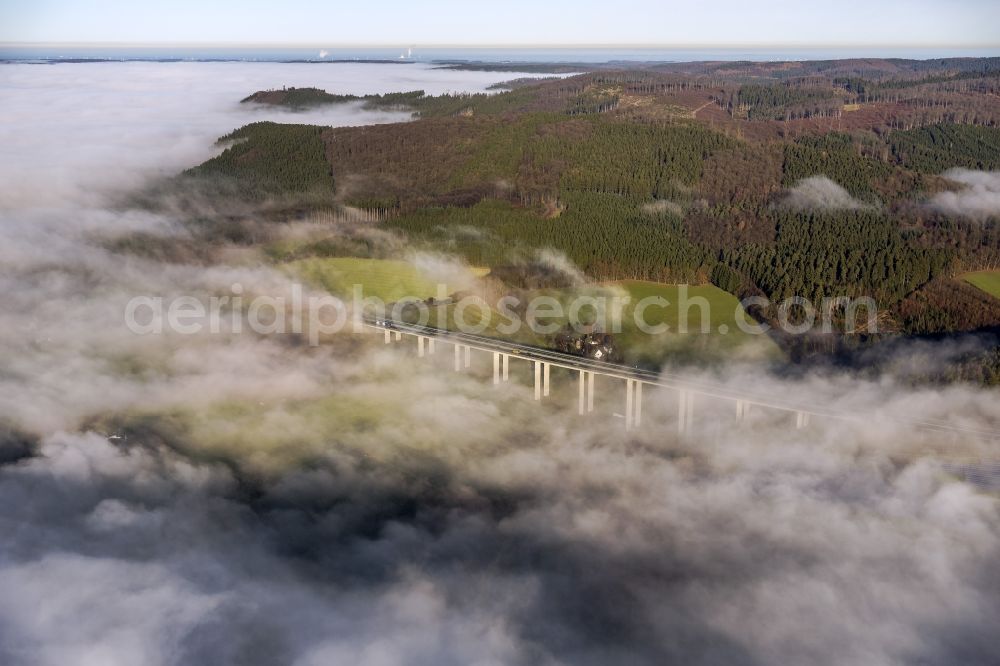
[[184, 58, 1000, 374]]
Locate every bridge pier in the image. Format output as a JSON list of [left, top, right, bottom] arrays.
[[530, 362, 551, 399], [678, 390, 695, 434], [625, 380, 645, 431], [428, 338, 435, 355], [418, 336, 426, 358], [578, 370, 596, 415], [626, 380, 634, 430], [394, 331, 401, 341], [634, 381, 642, 428], [736, 399, 749, 420], [796, 411, 810, 429], [588, 371, 595, 413], [502, 354, 509, 381], [493, 352, 500, 385], [384, 329, 391, 344], [453, 344, 472, 370]]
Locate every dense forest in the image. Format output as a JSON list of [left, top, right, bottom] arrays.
[[889, 124, 1000, 173], [182, 59, 1000, 368], [184, 122, 333, 198]]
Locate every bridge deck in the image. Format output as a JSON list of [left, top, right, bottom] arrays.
[[363, 318, 1000, 442]]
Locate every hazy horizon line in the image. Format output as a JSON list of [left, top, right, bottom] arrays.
[[4, 40, 1000, 50]]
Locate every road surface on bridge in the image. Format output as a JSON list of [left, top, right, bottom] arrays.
[[363, 318, 1000, 442]]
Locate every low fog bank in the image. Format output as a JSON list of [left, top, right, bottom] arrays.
[[932, 169, 1000, 220], [0, 61, 553, 207], [1, 363, 999, 666], [0, 60, 550, 430], [0, 63, 999, 665]]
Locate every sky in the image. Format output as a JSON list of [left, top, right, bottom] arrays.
[[2, 0, 999, 47]]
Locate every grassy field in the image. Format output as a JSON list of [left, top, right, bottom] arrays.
[[963, 271, 1000, 300], [286, 257, 779, 366], [288, 257, 448, 302], [609, 281, 780, 365], [406, 279, 780, 367]]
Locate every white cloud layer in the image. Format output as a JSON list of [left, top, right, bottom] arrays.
[[931, 169, 1000, 219], [0, 61, 553, 208], [0, 62, 999, 665]]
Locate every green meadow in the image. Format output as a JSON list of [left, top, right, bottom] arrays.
[[284, 257, 780, 366], [611, 281, 780, 366], [963, 271, 1000, 300], [287, 257, 442, 302], [398, 278, 779, 367]]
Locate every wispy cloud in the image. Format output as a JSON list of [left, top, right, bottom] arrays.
[[931, 169, 1000, 220], [782, 175, 872, 211], [641, 199, 684, 217]]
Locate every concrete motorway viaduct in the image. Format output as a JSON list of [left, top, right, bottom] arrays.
[[365, 319, 1000, 441]]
